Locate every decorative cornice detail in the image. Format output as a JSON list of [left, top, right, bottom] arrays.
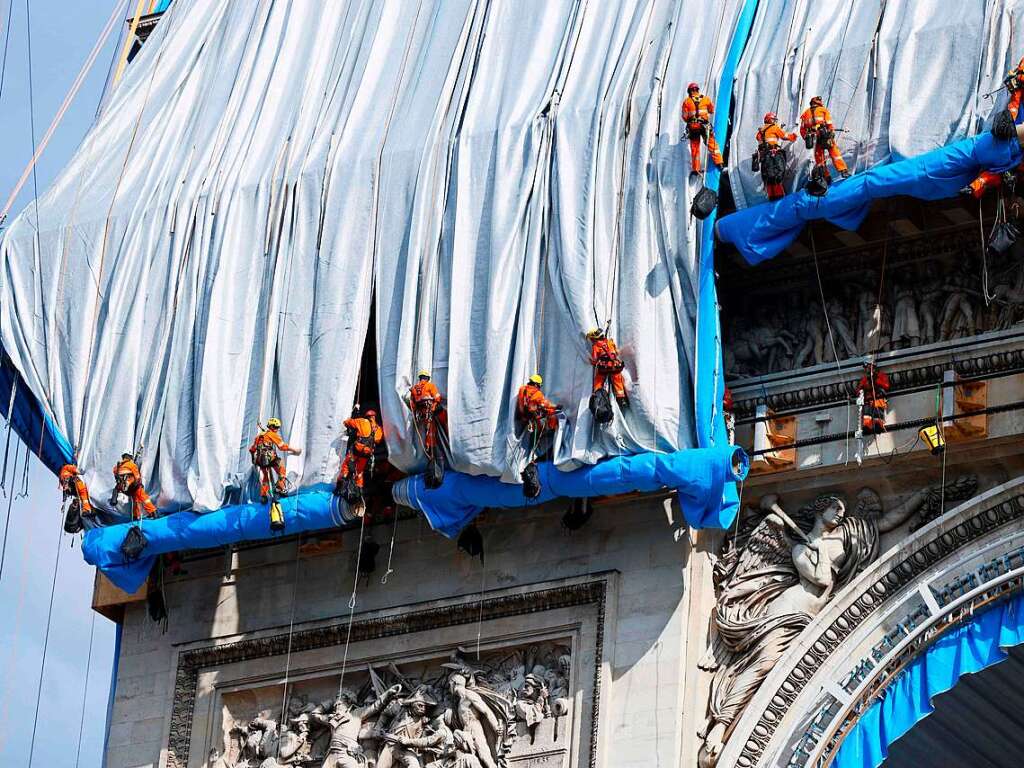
[[167, 579, 608, 768], [731, 348, 1024, 419], [733, 493, 1024, 767]]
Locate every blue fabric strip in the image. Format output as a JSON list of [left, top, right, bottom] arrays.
[[393, 445, 748, 539], [719, 132, 1024, 266], [0, 345, 74, 473], [834, 593, 1024, 768]]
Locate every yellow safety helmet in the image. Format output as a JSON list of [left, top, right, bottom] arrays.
[[585, 328, 604, 340], [417, 369, 431, 379], [529, 374, 543, 385], [267, 417, 282, 429]]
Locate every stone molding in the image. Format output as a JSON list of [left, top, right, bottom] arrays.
[[167, 578, 609, 768], [719, 481, 1024, 767], [731, 345, 1024, 419]]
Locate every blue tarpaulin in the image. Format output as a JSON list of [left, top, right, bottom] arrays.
[[0, 345, 74, 473], [718, 132, 1024, 266], [393, 445, 748, 539], [834, 592, 1024, 768]]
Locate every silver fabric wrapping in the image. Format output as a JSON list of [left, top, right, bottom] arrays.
[[0, 0, 740, 510]]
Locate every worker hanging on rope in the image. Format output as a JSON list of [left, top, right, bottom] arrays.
[[682, 82, 724, 176], [59, 464, 92, 533], [800, 96, 850, 187], [516, 374, 560, 498], [855, 360, 890, 435], [586, 328, 628, 425], [408, 370, 447, 488], [249, 418, 302, 503], [110, 452, 157, 520], [962, 55, 1024, 199], [754, 112, 797, 201], [336, 407, 384, 506]]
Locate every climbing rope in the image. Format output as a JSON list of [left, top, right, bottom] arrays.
[[0, 0, 14, 107], [273, 531, 303, 762], [772, 0, 802, 115], [809, 227, 843, 372], [26, 514, 65, 768], [0, 441, 20, 581], [0, 378, 17, 494], [73, 612, 97, 768], [337, 512, 367, 693], [475, 555, 486, 660]]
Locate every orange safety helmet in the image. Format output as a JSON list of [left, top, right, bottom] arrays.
[[687, 82, 700, 93], [810, 95, 823, 107], [59, 464, 79, 482], [763, 111, 777, 124]]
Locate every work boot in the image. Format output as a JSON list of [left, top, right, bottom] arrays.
[[275, 478, 288, 495], [840, 169, 851, 179], [617, 396, 630, 409]]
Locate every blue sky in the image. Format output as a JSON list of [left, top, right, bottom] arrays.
[[0, 1, 135, 766]]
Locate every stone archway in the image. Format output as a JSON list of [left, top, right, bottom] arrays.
[[712, 477, 1024, 768]]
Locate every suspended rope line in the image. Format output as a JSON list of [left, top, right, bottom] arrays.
[[0, 441, 20, 581], [0, 378, 17, 494], [26, 516, 65, 768], [0, 0, 15, 108], [381, 512, 399, 585], [809, 227, 843, 372], [23, 0, 39, 236], [273, 532, 303, 762], [0, 0, 123, 224], [111, 0, 148, 88], [772, 0, 802, 114], [73, 612, 97, 768], [869, 225, 891, 357], [824, 0, 858, 106], [475, 556, 486, 660], [337, 513, 367, 694]]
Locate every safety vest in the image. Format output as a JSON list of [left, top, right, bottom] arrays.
[[517, 385, 553, 419], [756, 124, 795, 147], [410, 381, 440, 410], [682, 95, 713, 127], [346, 418, 383, 457], [591, 339, 624, 372], [251, 430, 287, 467]]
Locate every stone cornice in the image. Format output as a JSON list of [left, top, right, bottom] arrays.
[[167, 578, 609, 768], [720, 482, 1024, 767]]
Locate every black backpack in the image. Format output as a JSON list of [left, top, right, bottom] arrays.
[[988, 220, 1021, 257], [457, 524, 484, 563], [121, 525, 148, 562], [761, 148, 787, 184], [992, 108, 1017, 140], [63, 500, 84, 534], [589, 387, 614, 425], [690, 185, 718, 220], [425, 454, 445, 489], [521, 462, 542, 499], [562, 498, 594, 531], [806, 165, 831, 197]]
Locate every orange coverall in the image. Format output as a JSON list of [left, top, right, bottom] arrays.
[[590, 338, 627, 400], [755, 123, 797, 200], [339, 417, 383, 489], [800, 106, 847, 176], [856, 368, 890, 434], [966, 56, 1024, 198], [517, 385, 558, 433], [249, 429, 293, 498], [409, 380, 446, 452], [682, 94, 723, 173], [112, 458, 156, 520], [59, 465, 92, 516]]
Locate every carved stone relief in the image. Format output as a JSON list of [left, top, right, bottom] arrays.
[[722, 244, 1024, 379], [696, 478, 976, 766], [210, 642, 574, 768]]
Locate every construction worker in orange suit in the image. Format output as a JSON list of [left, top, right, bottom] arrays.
[[110, 453, 157, 520], [962, 56, 1024, 199], [800, 96, 849, 180], [59, 464, 93, 517], [586, 328, 629, 408], [338, 408, 384, 495], [409, 370, 447, 454], [681, 82, 724, 175], [856, 361, 890, 435], [249, 417, 302, 502], [516, 375, 559, 436], [755, 112, 797, 201]]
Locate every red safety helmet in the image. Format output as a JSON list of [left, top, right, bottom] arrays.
[[763, 111, 777, 123], [365, 409, 378, 420], [810, 95, 823, 107], [687, 82, 700, 93]]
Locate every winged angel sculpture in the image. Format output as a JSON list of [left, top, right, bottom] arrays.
[[698, 478, 976, 767]]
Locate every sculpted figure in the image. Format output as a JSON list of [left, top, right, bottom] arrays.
[[889, 273, 921, 349], [513, 674, 549, 742], [311, 685, 402, 768], [791, 303, 826, 368], [697, 487, 939, 766], [377, 690, 445, 768], [447, 673, 514, 768], [938, 266, 978, 339], [824, 297, 858, 360]]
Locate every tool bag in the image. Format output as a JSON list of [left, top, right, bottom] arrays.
[[457, 524, 484, 562], [987, 220, 1021, 257], [121, 525, 148, 562], [63, 499, 84, 534], [521, 461, 542, 499], [804, 132, 815, 149], [806, 165, 831, 197], [992, 108, 1017, 140], [589, 387, 614, 425], [425, 452, 445, 489], [562, 498, 594, 531], [815, 125, 834, 148], [690, 184, 718, 220], [339, 474, 363, 506], [761, 148, 787, 184], [751, 149, 760, 172]]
